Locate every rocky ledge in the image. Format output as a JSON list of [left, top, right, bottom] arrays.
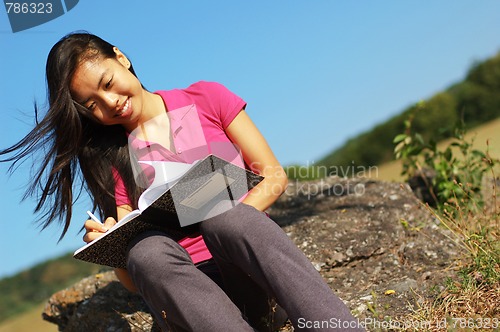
[[43, 177, 460, 331]]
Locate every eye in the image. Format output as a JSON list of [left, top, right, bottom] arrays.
[[87, 102, 96, 111], [105, 76, 113, 89]]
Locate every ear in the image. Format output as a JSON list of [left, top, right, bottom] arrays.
[[113, 47, 131, 69]]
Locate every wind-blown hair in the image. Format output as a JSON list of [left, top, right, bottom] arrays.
[[0, 32, 143, 239]]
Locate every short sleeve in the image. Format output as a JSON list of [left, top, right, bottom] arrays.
[[187, 81, 246, 129], [112, 168, 132, 206]]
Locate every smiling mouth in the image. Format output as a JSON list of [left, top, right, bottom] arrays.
[[115, 98, 131, 117]]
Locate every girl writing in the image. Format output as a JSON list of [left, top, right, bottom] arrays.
[[0, 32, 362, 331]]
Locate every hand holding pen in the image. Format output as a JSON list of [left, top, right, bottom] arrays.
[[83, 211, 116, 244]]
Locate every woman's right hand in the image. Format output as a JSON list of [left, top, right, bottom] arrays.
[[83, 217, 117, 243]]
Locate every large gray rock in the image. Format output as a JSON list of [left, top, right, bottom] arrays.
[[271, 177, 460, 322], [43, 177, 460, 331]]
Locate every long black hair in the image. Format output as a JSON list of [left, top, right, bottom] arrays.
[[0, 32, 143, 239]]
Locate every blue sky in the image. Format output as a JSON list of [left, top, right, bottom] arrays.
[[1, 1, 500, 279]]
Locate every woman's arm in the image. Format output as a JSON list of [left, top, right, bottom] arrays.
[[226, 110, 288, 211]]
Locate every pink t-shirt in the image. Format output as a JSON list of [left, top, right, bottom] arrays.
[[114, 81, 247, 264]]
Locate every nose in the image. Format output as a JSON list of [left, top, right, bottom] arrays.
[[101, 91, 119, 111]]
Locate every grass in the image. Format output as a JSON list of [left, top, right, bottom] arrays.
[[403, 205, 500, 331], [406, 190, 500, 330], [377, 118, 500, 331]]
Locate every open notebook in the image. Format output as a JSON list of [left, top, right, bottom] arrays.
[[74, 154, 263, 268]]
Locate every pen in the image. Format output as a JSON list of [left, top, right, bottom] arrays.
[[86, 210, 103, 225]]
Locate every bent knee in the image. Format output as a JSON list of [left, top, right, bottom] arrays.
[[127, 231, 191, 275]]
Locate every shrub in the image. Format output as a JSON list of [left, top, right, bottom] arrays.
[[393, 101, 495, 211]]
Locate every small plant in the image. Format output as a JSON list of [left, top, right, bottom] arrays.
[[393, 101, 496, 212]]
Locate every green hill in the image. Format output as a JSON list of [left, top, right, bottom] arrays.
[[286, 51, 500, 180], [0, 253, 106, 323]]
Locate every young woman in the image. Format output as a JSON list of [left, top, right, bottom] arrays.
[[0, 32, 363, 331]]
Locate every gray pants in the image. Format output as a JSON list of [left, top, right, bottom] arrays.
[[127, 203, 363, 331]]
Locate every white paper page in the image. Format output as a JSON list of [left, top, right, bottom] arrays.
[[116, 209, 142, 224], [73, 209, 142, 255]]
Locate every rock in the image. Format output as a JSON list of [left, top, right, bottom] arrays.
[[42, 272, 159, 332], [270, 176, 460, 321], [43, 177, 460, 331]]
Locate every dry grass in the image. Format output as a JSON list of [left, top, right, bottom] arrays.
[[395, 183, 500, 331], [402, 280, 500, 331]]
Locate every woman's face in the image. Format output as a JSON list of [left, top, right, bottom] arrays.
[[70, 48, 145, 131]]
